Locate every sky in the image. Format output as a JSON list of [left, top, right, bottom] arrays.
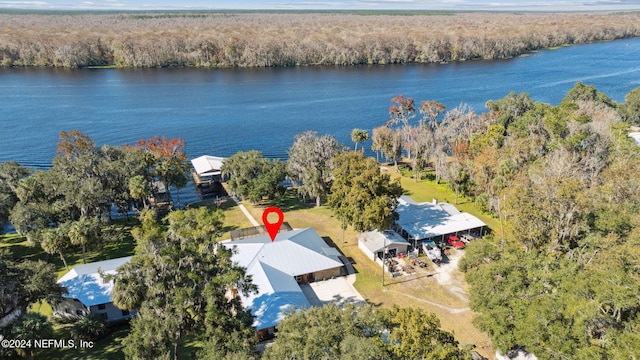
[[1, 0, 640, 11]]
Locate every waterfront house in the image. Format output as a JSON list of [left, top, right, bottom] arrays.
[[223, 227, 344, 338]]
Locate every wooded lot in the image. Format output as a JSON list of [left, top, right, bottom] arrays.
[[1, 11, 640, 68]]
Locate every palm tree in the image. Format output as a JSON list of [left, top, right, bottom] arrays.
[[128, 175, 149, 210], [111, 262, 144, 311], [351, 128, 370, 152], [68, 217, 100, 264], [70, 314, 108, 342], [11, 313, 53, 360], [40, 228, 70, 270]]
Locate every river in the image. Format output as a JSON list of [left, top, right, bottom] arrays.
[[1, 38, 639, 204]]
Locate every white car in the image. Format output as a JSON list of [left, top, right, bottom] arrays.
[[460, 234, 475, 244]]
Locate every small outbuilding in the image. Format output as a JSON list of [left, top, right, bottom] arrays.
[[52, 256, 135, 323], [357, 230, 410, 262]]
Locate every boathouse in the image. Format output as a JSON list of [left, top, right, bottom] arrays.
[[191, 155, 226, 186]]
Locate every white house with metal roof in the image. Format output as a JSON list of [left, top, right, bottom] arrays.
[[394, 195, 486, 247], [223, 227, 344, 336], [52, 256, 135, 323]]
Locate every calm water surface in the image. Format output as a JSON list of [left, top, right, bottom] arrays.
[[1, 38, 639, 203]]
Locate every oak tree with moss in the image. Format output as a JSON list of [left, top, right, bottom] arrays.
[[112, 208, 257, 360], [328, 152, 403, 232]]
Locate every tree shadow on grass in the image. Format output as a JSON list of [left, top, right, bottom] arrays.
[[189, 195, 235, 211], [2, 239, 51, 264], [0, 233, 27, 245], [220, 224, 239, 235], [384, 272, 435, 286], [267, 189, 315, 212]]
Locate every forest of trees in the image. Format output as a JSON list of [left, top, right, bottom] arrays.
[[457, 85, 640, 358], [1, 11, 640, 68]]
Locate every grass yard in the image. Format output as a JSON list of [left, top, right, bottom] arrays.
[[41, 323, 129, 360], [240, 174, 496, 357], [0, 199, 251, 360], [188, 197, 254, 240], [0, 221, 138, 280], [2, 171, 496, 358]]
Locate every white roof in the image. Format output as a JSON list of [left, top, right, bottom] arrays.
[[191, 155, 225, 177], [629, 132, 640, 145], [224, 227, 343, 330], [396, 196, 486, 240], [240, 261, 310, 330], [57, 256, 132, 307], [357, 230, 410, 253], [226, 228, 343, 277]]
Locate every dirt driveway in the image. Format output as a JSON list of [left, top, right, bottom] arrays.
[[381, 249, 494, 357]]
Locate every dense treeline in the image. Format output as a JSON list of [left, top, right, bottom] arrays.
[[457, 84, 640, 358], [1, 11, 640, 68]]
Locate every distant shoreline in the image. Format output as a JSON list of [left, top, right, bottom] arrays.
[[1, 11, 639, 68]]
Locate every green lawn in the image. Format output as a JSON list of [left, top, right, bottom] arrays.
[[0, 219, 139, 278], [0, 200, 247, 360], [2, 172, 497, 358], [188, 197, 254, 240], [241, 173, 496, 356], [41, 323, 129, 360]]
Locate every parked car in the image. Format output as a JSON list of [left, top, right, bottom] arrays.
[[447, 235, 465, 249], [460, 233, 474, 244]]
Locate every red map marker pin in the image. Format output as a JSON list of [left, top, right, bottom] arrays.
[[262, 207, 284, 242]]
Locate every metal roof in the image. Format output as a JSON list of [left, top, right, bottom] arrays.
[[357, 230, 410, 253], [224, 227, 343, 330], [57, 256, 132, 307], [241, 262, 310, 330], [191, 155, 225, 177], [396, 197, 486, 240], [226, 228, 343, 276]]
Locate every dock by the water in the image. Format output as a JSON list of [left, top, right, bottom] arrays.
[[191, 155, 226, 187]]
